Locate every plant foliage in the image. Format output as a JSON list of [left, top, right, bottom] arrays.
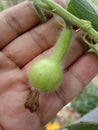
[[71, 82, 98, 115]]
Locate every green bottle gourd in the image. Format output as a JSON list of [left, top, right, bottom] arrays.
[[29, 21, 72, 93]]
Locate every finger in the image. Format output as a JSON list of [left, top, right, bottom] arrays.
[[2, 18, 62, 67], [0, 1, 39, 49], [54, 0, 66, 8], [0, 0, 66, 50], [36, 53, 98, 125], [0, 52, 16, 72]]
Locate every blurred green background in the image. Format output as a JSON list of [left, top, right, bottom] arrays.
[[0, 0, 25, 11]]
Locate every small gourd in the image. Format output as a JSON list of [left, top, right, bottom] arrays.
[[29, 58, 62, 92], [29, 22, 72, 93]]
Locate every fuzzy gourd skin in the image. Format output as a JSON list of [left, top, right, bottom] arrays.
[[29, 22, 71, 93], [29, 59, 63, 93]]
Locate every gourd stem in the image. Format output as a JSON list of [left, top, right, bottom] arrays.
[[35, 0, 98, 42], [33, 0, 47, 23], [51, 21, 72, 63]]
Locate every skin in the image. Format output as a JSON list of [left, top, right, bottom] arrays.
[[0, 0, 98, 130]]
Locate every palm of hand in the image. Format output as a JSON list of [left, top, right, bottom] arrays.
[[0, 54, 32, 130], [0, 1, 98, 130]]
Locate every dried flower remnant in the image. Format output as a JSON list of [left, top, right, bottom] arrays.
[[24, 90, 40, 112]]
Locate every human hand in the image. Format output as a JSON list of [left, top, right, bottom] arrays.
[[0, 1, 98, 130]]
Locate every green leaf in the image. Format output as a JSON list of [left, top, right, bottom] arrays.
[[92, 0, 98, 5], [71, 82, 98, 115], [66, 0, 70, 4], [67, 0, 98, 31], [67, 122, 98, 130]]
